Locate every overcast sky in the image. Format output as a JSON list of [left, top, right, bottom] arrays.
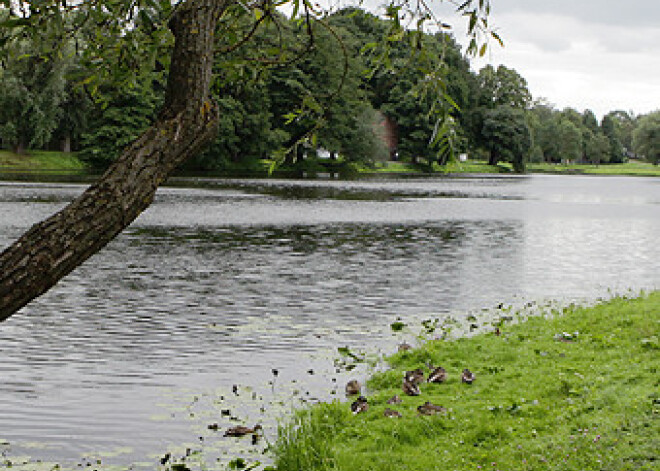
[[437, 0, 660, 118]]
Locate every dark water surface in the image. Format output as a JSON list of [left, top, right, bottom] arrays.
[[0, 175, 659, 468]]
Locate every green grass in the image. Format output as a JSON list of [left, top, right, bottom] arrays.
[[0, 149, 88, 172], [363, 160, 512, 175], [527, 161, 660, 177], [275, 293, 660, 471], [364, 160, 660, 177], [439, 160, 512, 174]]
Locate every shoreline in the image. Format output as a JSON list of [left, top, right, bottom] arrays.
[[274, 292, 660, 471], [2, 150, 660, 181]]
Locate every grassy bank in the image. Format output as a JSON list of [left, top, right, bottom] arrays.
[[2, 149, 659, 179], [527, 161, 660, 177], [275, 293, 660, 471], [366, 160, 660, 177], [0, 150, 88, 173], [362, 160, 512, 175]]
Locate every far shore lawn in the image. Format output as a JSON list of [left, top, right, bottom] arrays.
[[2, 149, 660, 178], [527, 160, 660, 177], [275, 292, 660, 471], [365, 159, 660, 177], [0, 149, 88, 173]]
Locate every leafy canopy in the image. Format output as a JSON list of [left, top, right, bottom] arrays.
[[0, 0, 497, 162], [633, 110, 660, 165]]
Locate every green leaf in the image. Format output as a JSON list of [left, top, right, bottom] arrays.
[[387, 29, 404, 42], [360, 42, 378, 55], [391, 321, 406, 331], [283, 112, 297, 124], [457, 0, 471, 12], [468, 12, 477, 33], [337, 346, 351, 356], [467, 38, 477, 55], [491, 31, 504, 47], [290, 0, 300, 19]]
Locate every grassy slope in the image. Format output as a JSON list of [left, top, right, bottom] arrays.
[[275, 293, 660, 471], [0, 150, 87, 172]]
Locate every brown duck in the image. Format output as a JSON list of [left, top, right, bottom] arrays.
[[386, 395, 402, 404], [345, 379, 361, 396], [427, 365, 447, 383], [417, 401, 447, 416], [350, 396, 369, 414], [402, 377, 421, 396], [461, 368, 476, 384], [383, 408, 402, 418], [405, 368, 425, 385]]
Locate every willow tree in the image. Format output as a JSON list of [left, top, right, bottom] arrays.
[[0, 0, 494, 321]]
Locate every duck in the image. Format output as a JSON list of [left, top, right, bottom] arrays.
[[405, 368, 425, 385], [417, 401, 447, 416], [386, 395, 402, 404], [383, 408, 402, 418], [224, 424, 262, 437], [402, 377, 421, 396], [427, 365, 447, 383], [398, 342, 412, 352], [345, 379, 361, 396], [461, 368, 476, 384], [350, 396, 369, 414]]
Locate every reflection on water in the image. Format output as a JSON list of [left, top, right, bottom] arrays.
[[0, 175, 659, 468]]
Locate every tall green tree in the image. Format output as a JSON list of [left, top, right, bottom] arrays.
[[78, 83, 161, 168], [608, 110, 637, 156], [582, 109, 599, 133], [468, 64, 530, 154], [632, 111, 660, 164], [556, 118, 582, 163], [51, 76, 93, 153], [601, 112, 625, 163], [0, 40, 68, 154], [481, 105, 530, 172], [477, 64, 531, 109], [583, 129, 610, 165], [528, 102, 558, 162]]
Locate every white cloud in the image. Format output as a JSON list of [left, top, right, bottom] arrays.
[[462, 9, 660, 118], [331, 0, 660, 118]]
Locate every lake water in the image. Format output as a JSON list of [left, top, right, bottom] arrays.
[[0, 174, 659, 469]]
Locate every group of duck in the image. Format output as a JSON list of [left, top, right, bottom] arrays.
[[347, 361, 476, 418]]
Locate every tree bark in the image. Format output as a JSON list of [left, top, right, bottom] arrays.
[[0, 0, 229, 321], [488, 150, 499, 166], [61, 134, 72, 153], [13, 138, 26, 155]]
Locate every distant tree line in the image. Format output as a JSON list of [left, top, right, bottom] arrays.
[[1, 7, 658, 171]]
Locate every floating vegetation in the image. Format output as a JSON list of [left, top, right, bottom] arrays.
[[389, 321, 406, 332]]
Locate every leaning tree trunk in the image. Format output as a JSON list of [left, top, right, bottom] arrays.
[[0, 0, 228, 321]]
